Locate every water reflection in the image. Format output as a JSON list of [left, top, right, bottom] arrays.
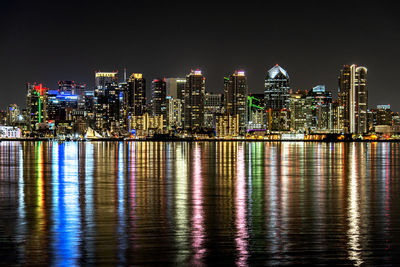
[[0, 141, 400, 265]]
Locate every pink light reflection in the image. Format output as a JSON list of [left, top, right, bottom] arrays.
[[191, 145, 206, 265], [235, 145, 248, 266]]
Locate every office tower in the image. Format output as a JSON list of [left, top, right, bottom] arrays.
[[152, 78, 167, 117], [204, 92, 223, 129], [127, 73, 146, 116], [289, 91, 307, 132], [26, 83, 49, 131], [95, 71, 118, 92], [264, 64, 290, 110], [224, 70, 248, 134], [338, 64, 368, 134], [184, 69, 205, 132], [305, 85, 333, 133]]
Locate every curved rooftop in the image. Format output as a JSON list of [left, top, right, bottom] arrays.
[[268, 64, 289, 79]]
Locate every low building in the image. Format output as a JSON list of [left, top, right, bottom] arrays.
[[130, 113, 164, 137], [0, 126, 22, 138], [216, 114, 239, 138]]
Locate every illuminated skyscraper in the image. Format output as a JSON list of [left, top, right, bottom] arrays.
[[184, 69, 205, 132], [95, 71, 118, 92], [224, 70, 248, 134], [127, 73, 146, 116], [26, 83, 49, 131], [338, 64, 368, 134], [152, 78, 167, 117], [264, 64, 290, 110]]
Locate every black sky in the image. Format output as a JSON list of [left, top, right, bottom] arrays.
[[1, 1, 399, 111]]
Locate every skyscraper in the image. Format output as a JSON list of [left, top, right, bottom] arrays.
[[338, 64, 368, 134], [264, 64, 290, 110], [26, 83, 49, 131], [184, 69, 205, 132], [224, 70, 248, 134], [152, 78, 167, 117], [127, 73, 146, 116]]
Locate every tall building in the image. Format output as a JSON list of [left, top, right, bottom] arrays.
[[95, 71, 118, 92], [26, 83, 49, 131], [338, 64, 368, 134], [306, 85, 333, 133], [127, 73, 146, 116], [166, 96, 182, 131], [224, 70, 248, 134], [184, 69, 205, 132], [204, 92, 223, 129], [152, 78, 167, 117], [166, 78, 186, 99], [289, 91, 307, 132], [264, 64, 290, 110]]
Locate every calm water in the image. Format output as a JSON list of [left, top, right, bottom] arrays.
[[0, 141, 400, 266]]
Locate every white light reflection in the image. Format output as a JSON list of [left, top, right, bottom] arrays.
[[347, 143, 362, 266], [175, 143, 189, 263]]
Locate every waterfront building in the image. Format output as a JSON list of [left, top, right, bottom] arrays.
[[224, 70, 248, 134], [184, 69, 205, 132], [216, 114, 239, 138], [338, 64, 368, 134], [130, 113, 164, 137], [166, 78, 186, 100]]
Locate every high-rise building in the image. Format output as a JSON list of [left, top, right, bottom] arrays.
[[306, 85, 333, 133], [127, 73, 146, 116], [289, 91, 307, 132], [166, 96, 182, 131], [166, 78, 186, 99], [338, 64, 368, 134], [95, 71, 118, 92], [264, 65, 290, 110], [184, 69, 205, 132], [224, 70, 248, 134], [152, 78, 167, 118], [204, 92, 223, 129], [26, 83, 49, 131]]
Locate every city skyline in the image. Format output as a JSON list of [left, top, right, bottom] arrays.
[[1, 2, 399, 110]]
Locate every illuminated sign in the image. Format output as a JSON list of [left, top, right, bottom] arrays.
[[95, 72, 117, 78]]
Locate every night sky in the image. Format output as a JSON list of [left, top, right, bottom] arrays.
[[1, 1, 399, 111]]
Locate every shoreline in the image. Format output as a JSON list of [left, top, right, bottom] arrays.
[[1, 138, 400, 143]]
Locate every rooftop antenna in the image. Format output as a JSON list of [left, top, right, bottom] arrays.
[[124, 68, 127, 83]]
